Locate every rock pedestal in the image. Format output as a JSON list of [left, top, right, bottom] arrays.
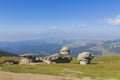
[[42, 47, 72, 64]]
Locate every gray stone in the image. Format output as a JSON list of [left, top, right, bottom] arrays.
[[77, 52, 94, 65], [60, 47, 70, 55], [3, 60, 18, 65], [19, 54, 36, 64], [42, 47, 72, 64]]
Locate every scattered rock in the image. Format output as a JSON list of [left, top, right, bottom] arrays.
[[77, 52, 94, 65]]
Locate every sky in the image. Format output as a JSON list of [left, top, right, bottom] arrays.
[[0, 0, 120, 41]]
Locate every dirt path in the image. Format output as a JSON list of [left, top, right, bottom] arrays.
[[0, 71, 117, 80], [0, 71, 92, 80]]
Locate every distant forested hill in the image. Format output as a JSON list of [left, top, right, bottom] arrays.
[[0, 50, 17, 57]]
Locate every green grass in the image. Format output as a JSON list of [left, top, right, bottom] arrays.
[[0, 56, 120, 79]]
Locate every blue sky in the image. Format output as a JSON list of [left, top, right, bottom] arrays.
[[0, 0, 120, 41]]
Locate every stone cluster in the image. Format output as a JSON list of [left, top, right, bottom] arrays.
[[19, 47, 94, 65]]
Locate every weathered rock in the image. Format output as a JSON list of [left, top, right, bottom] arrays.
[[77, 52, 94, 65], [19, 54, 36, 64], [19, 47, 72, 64], [3, 60, 19, 65], [42, 47, 72, 64], [60, 47, 70, 55]]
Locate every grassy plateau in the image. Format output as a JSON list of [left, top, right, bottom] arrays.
[[0, 56, 120, 80]]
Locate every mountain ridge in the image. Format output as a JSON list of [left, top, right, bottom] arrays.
[[0, 39, 120, 57]]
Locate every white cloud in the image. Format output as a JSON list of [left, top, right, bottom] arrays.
[[50, 26, 57, 31], [78, 24, 87, 28], [106, 15, 120, 26], [80, 24, 86, 27]]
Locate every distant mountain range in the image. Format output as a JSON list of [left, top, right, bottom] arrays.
[[0, 39, 120, 57]]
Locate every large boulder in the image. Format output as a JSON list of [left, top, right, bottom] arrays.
[[42, 47, 72, 64], [19, 58, 32, 64], [19, 54, 36, 64], [77, 52, 94, 65]]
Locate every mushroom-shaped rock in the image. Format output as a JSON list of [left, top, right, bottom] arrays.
[[60, 47, 70, 55], [77, 52, 94, 65], [42, 47, 72, 64]]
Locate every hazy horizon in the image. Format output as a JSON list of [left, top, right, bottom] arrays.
[[1, 0, 120, 41]]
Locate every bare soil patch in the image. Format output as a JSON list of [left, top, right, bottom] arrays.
[[0, 71, 117, 80], [0, 71, 92, 80]]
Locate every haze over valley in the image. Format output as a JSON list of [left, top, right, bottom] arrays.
[[0, 39, 120, 57]]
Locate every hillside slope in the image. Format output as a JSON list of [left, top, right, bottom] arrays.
[[0, 50, 17, 57]]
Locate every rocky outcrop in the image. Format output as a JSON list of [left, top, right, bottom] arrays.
[[77, 52, 94, 65], [42, 47, 72, 64]]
